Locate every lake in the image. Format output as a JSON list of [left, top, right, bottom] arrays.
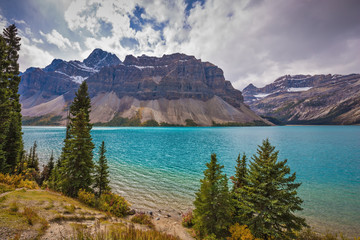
[[22, 126, 360, 236]]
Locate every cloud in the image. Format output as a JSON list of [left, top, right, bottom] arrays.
[[19, 36, 54, 72], [40, 29, 81, 51], [32, 38, 44, 44], [6, 0, 358, 89]]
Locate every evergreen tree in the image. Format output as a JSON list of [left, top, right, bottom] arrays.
[[0, 35, 10, 173], [27, 141, 39, 172], [94, 141, 110, 197], [193, 154, 232, 238], [60, 81, 94, 197], [240, 139, 306, 239], [2, 24, 23, 174], [231, 153, 248, 223], [40, 151, 55, 185], [232, 153, 247, 191]]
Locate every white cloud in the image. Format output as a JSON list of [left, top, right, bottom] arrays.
[[19, 36, 54, 72], [62, 0, 360, 89], [0, 14, 8, 30], [40, 29, 81, 51], [32, 38, 44, 44]]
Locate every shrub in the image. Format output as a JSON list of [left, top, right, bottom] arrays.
[[0, 173, 38, 189], [23, 207, 39, 225], [181, 211, 194, 228], [131, 213, 154, 228], [9, 201, 19, 212], [227, 224, 260, 240], [0, 183, 14, 193], [64, 204, 76, 214], [78, 189, 96, 207], [98, 192, 130, 217]]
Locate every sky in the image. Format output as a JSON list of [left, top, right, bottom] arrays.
[[0, 0, 359, 90]]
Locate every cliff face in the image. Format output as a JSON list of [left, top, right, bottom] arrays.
[[20, 49, 268, 126], [243, 74, 360, 124]]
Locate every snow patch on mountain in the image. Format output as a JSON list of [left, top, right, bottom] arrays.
[[287, 87, 312, 92]]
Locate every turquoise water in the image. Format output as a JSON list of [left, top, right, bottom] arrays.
[[22, 126, 360, 236]]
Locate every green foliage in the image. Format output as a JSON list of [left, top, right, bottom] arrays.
[[142, 119, 160, 126], [131, 213, 154, 228], [0, 36, 10, 174], [181, 210, 194, 228], [22, 115, 62, 126], [78, 189, 96, 207], [212, 120, 269, 126], [193, 153, 232, 238], [185, 119, 198, 126], [26, 141, 39, 172], [0, 173, 38, 189], [78, 189, 130, 218], [227, 224, 260, 240], [40, 151, 55, 186], [94, 141, 110, 197], [60, 81, 95, 197], [231, 153, 247, 191], [1, 24, 23, 174], [238, 139, 307, 239], [98, 191, 130, 217], [70, 224, 180, 240]]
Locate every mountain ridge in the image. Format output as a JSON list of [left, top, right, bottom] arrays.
[[20, 49, 269, 126], [242, 74, 360, 125]]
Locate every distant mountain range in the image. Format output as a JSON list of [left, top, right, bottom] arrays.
[[242, 74, 360, 125], [20, 49, 269, 126]]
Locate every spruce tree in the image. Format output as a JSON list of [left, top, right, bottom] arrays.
[[94, 141, 110, 197], [60, 81, 94, 197], [232, 153, 247, 191], [193, 154, 232, 238], [240, 139, 306, 239], [40, 151, 55, 185], [0, 35, 10, 173], [2, 24, 23, 174], [231, 153, 248, 223], [27, 141, 39, 172]]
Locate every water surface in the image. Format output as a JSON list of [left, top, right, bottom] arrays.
[[23, 126, 360, 236]]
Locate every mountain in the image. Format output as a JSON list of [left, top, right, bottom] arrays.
[[242, 74, 360, 125], [20, 49, 269, 126]]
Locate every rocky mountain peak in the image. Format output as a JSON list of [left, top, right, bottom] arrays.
[[123, 53, 197, 67], [83, 48, 122, 69], [43, 59, 66, 72]]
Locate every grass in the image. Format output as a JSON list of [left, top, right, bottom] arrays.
[[69, 224, 180, 240], [0, 182, 14, 193], [131, 212, 154, 229]]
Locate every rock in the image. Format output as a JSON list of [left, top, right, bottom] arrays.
[[156, 217, 160, 220], [149, 211, 153, 216], [243, 74, 360, 125], [20, 49, 269, 126]]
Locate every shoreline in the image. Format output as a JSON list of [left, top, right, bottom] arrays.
[[131, 205, 359, 239]]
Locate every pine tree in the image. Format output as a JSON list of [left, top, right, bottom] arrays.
[[60, 81, 94, 197], [231, 153, 248, 223], [0, 35, 10, 173], [193, 154, 232, 238], [40, 151, 55, 185], [94, 141, 110, 197], [240, 139, 306, 239], [232, 153, 247, 191], [2, 24, 23, 174], [27, 141, 39, 172]]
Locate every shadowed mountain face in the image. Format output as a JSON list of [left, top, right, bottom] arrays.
[[20, 49, 268, 126], [243, 74, 360, 125]]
